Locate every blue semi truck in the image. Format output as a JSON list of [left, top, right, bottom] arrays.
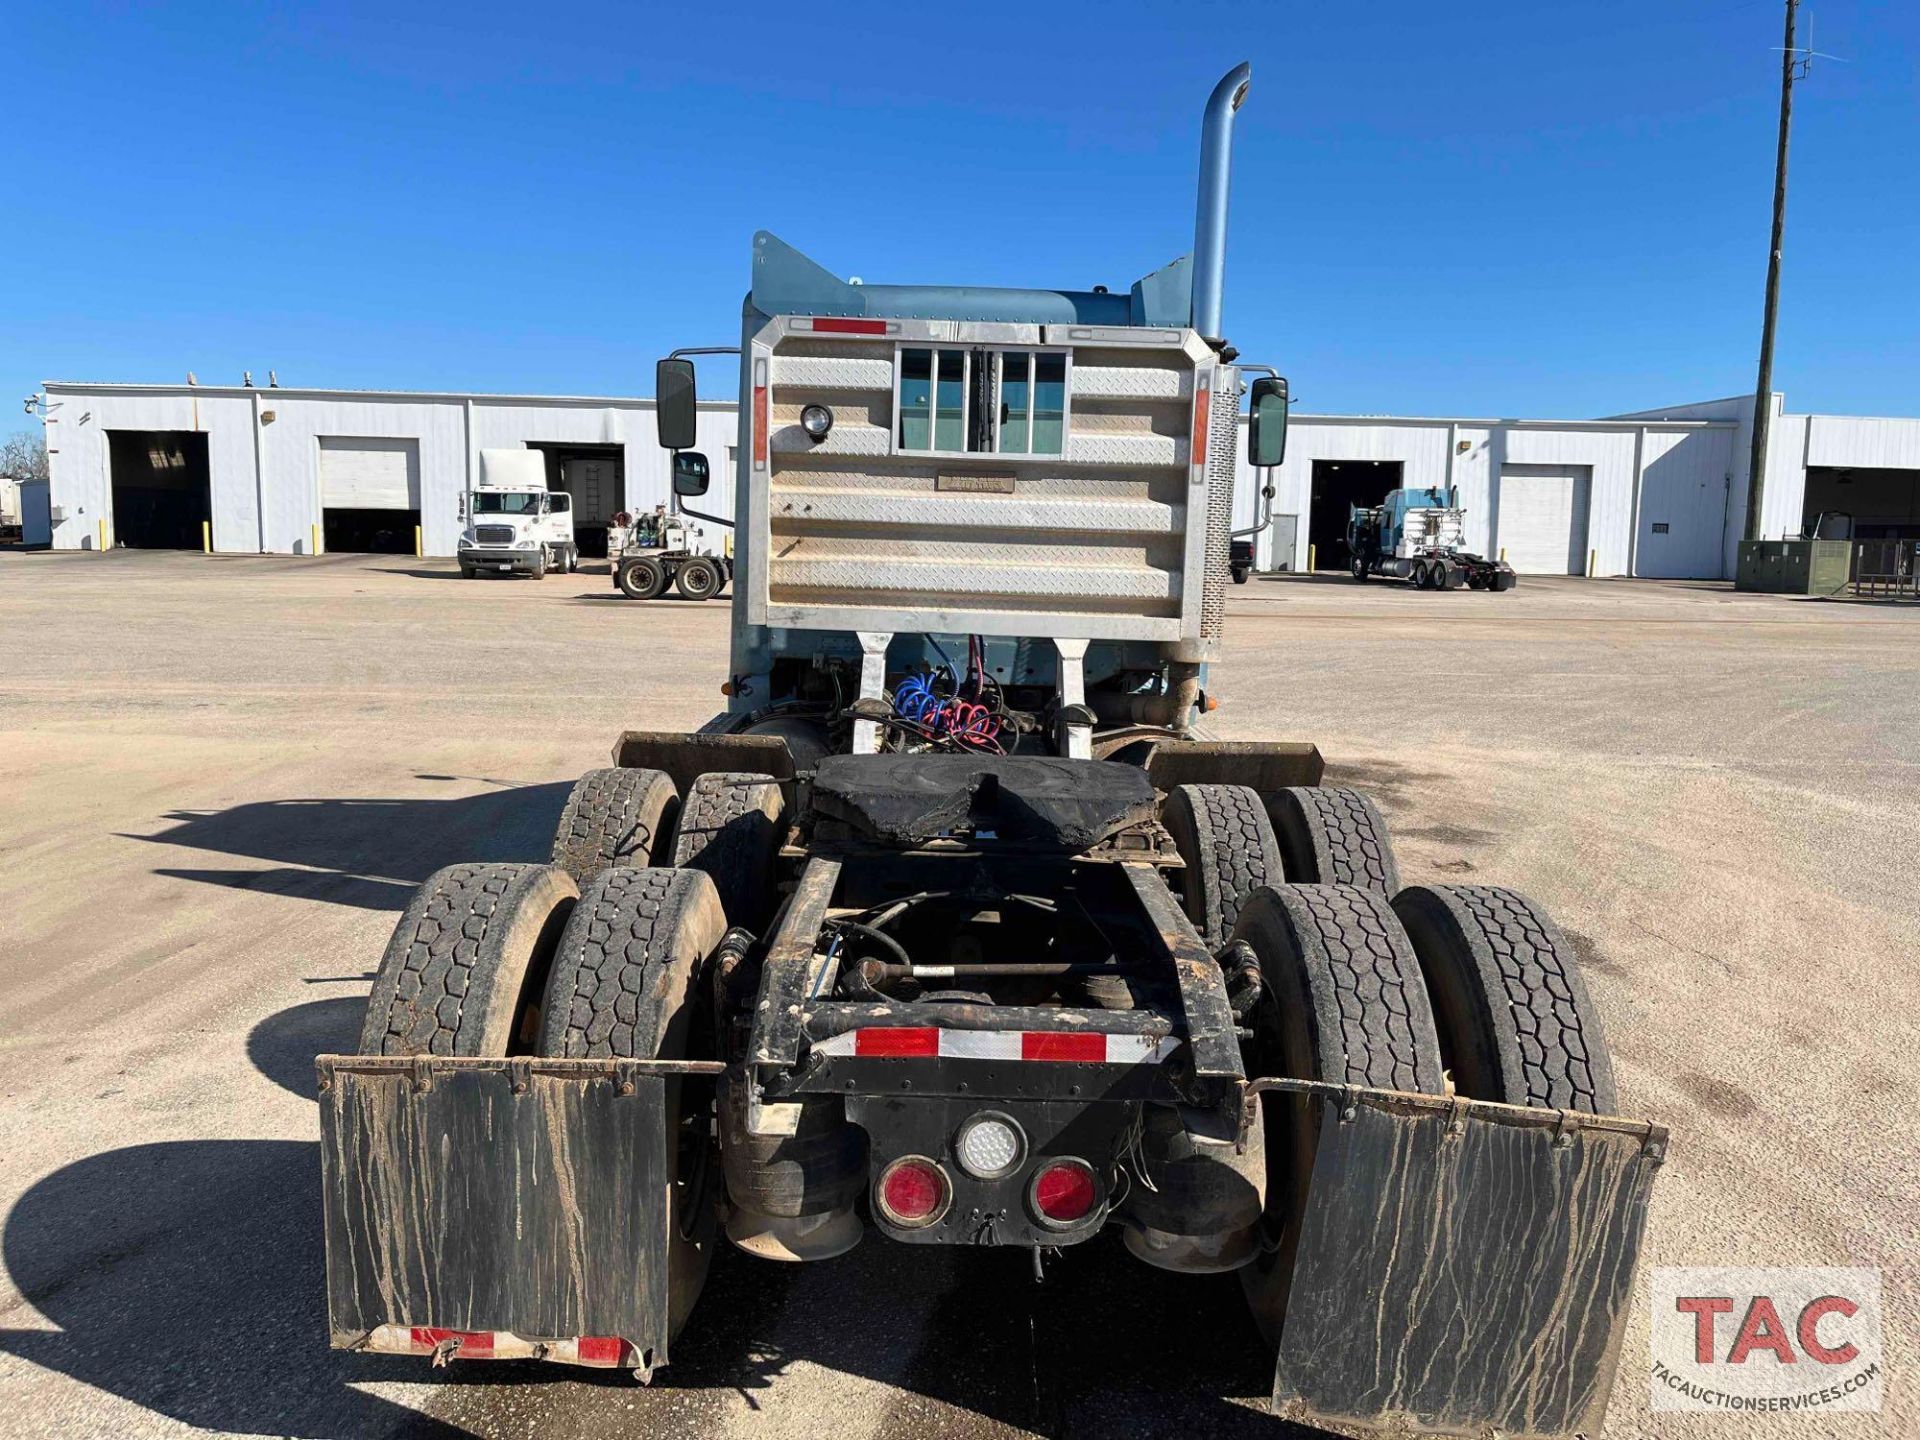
[[313, 64, 1658, 1440], [1348, 486, 1516, 590]]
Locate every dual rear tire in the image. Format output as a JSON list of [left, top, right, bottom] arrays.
[[357, 859, 729, 1346], [1162, 782, 1400, 948], [551, 766, 679, 883], [1158, 780, 1619, 1338], [358, 765, 789, 1348], [549, 767, 786, 930], [617, 556, 668, 600], [614, 556, 725, 601], [1226, 875, 1617, 1341]]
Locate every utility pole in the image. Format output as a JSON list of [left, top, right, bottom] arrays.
[[1745, 0, 1799, 540]]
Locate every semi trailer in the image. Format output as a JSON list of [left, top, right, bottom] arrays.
[[1347, 486, 1516, 590], [318, 63, 1662, 1438]]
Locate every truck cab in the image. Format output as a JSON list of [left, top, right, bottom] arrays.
[[457, 449, 579, 578], [654, 234, 1291, 756]]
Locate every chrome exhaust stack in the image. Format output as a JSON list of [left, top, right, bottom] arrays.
[[1191, 61, 1252, 342]]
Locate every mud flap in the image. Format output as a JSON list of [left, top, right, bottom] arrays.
[[317, 1055, 712, 1376], [1265, 1082, 1665, 1439]]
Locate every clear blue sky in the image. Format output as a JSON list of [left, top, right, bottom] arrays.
[[8, 1, 1916, 421]]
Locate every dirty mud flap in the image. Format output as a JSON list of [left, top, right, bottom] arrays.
[[1260, 1079, 1665, 1439], [317, 1055, 718, 1377]]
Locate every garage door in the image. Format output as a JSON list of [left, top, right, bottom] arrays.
[[319, 437, 420, 509], [1497, 464, 1591, 574]]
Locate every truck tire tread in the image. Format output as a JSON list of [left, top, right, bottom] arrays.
[[1392, 884, 1616, 1113], [537, 866, 724, 1058], [670, 772, 786, 929], [358, 862, 577, 1057], [1163, 783, 1285, 947], [551, 766, 679, 884], [1232, 883, 1445, 1343], [1267, 786, 1402, 895], [1235, 884, 1445, 1093]]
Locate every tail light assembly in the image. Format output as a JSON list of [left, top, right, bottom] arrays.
[[1028, 1158, 1100, 1228], [874, 1155, 951, 1229]]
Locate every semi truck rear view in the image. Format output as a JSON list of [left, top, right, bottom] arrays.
[[316, 64, 1663, 1438], [1348, 486, 1516, 590]]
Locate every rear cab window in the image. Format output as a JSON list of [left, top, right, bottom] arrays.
[[896, 346, 1069, 457]]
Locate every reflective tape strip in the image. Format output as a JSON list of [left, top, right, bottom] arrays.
[[795, 316, 893, 336], [936, 1030, 1020, 1060], [810, 1029, 1178, 1064], [854, 1027, 939, 1057], [1022, 1031, 1104, 1063], [365, 1325, 635, 1367]]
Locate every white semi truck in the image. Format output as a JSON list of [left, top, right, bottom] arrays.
[[457, 449, 580, 578]]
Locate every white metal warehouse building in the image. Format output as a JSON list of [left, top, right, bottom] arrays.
[[36, 380, 1920, 578]]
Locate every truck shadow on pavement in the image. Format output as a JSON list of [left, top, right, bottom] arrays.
[[133, 781, 573, 912], [646, 1230, 1321, 1438], [0, 1139, 475, 1439], [28, 979, 1328, 1440], [248, 996, 369, 1096], [2, 1129, 1323, 1440]]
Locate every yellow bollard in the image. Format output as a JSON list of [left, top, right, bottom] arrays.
[[311, 524, 320, 557], [1499, 547, 1506, 562], [414, 524, 423, 558], [98, 518, 107, 552], [1308, 543, 1318, 572], [202, 520, 211, 554], [1588, 548, 1597, 578]]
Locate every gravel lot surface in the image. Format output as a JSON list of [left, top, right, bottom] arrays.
[[1, 550, 1913, 1438]]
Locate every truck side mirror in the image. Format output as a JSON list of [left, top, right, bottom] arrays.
[[1248, 375, 1288, 467], [673, 451, 710, 498], [656, 358, 698, 450]]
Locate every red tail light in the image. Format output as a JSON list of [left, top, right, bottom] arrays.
[[876, 1156, 950, 1228], [1030, 1159, 1098, 1227]]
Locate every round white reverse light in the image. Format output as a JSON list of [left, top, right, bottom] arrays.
[[955, 1113, 1025, 1179], [800, 404, 834, 439]]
